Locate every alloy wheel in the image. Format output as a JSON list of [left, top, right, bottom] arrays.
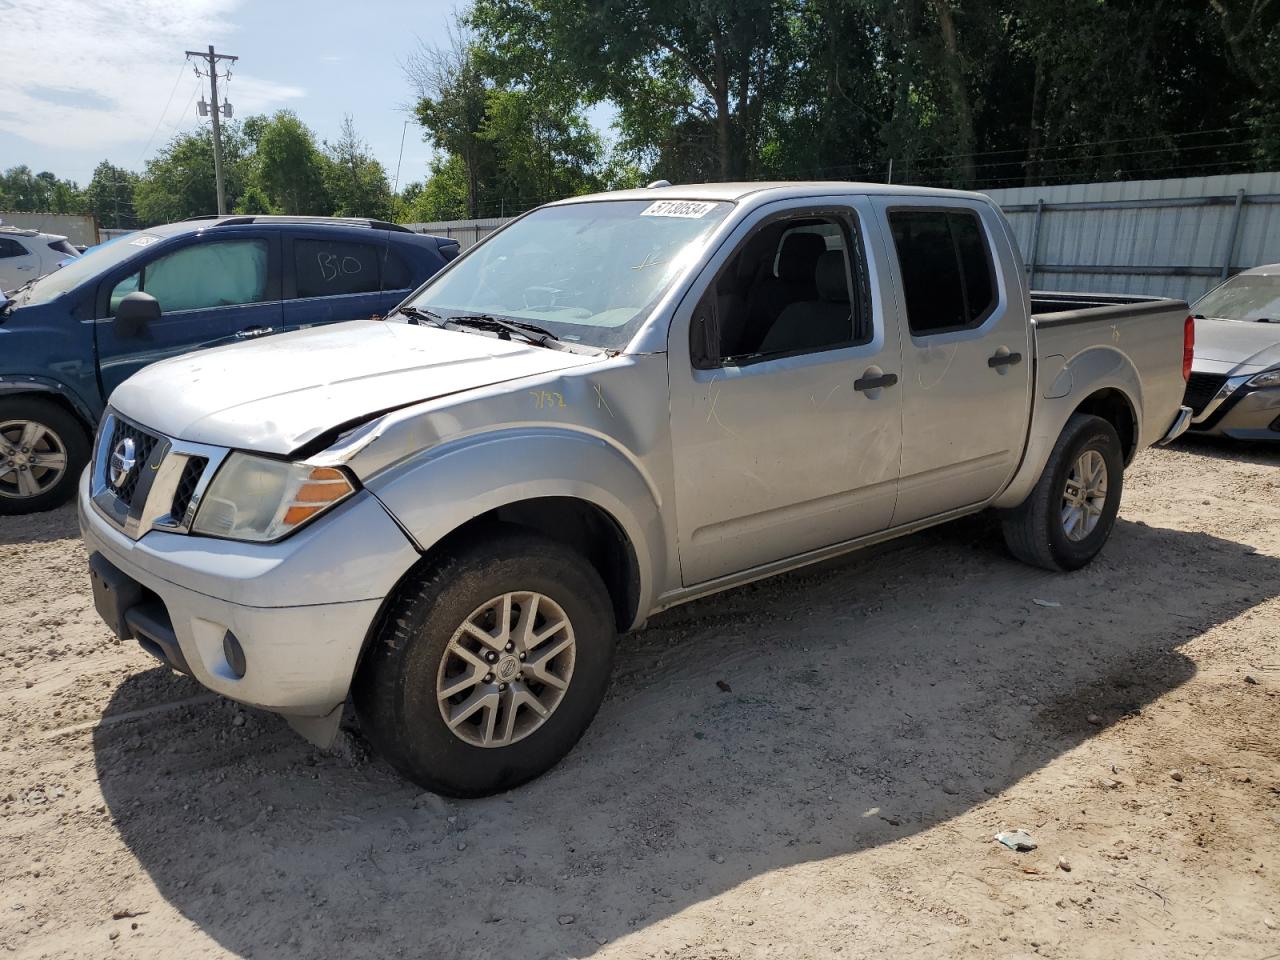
[[436, 591, 576, 748], [0, 420, 68, 500], [1061, 448, 1108, 542]]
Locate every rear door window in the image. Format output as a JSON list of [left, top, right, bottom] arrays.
[[294, 239, 380, 298], [888, 209, 997, 335], [0, 238, 28, 259]]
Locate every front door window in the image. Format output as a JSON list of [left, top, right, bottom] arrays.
[[109, 240, 269, 315]]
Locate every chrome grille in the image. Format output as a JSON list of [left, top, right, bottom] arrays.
[[170, 456, 208, 521], [104, 419, 160, 505], [89, 410, 227, 541]]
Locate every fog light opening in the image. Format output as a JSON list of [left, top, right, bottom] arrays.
[[223, 630, 247, 678]]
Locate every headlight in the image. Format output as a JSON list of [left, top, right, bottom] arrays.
[[191, 453, 357, 542], [1247, 368, 1280, 389]]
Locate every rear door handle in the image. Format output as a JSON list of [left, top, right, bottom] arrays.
[[854, 372, 898, 392], [988, 351, 1023, 368], [235, 326, 275, 340]]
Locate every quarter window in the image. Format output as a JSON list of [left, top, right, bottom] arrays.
[[888, 209, 997, 335], [109, 239, 269, 315], [381, 248, 415, 291], [294, 239, 380, 298]]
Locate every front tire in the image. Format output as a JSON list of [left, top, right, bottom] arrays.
[[1001, 413, 1124, 571], [354, 530, 617, 797], [0, 396, 90, 515]]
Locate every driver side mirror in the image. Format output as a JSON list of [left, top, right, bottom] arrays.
[[115, 292, 160, 338]]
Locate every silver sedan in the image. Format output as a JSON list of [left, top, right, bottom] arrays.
[[1184, 265, 1280, 441]]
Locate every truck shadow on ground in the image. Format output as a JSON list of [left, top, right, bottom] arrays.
[[93, 515, 1280, 958]]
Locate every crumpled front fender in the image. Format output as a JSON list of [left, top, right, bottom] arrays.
[[365, 426, 668, 630]]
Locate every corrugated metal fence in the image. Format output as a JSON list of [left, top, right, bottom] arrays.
[[985, 171, 1280, 303], [405, 218, 510, 251], [408, 172, 1280, 303]]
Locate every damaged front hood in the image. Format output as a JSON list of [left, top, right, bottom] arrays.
[[110, 319, 602, 453]]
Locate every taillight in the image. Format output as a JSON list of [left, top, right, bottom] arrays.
[[1183, 315, 1194, 381]]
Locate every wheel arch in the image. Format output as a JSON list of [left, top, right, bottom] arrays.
[[1072, 387, 1139, 465], [391, 495, 641, 631], [995, 348, 1143, 510], [0, 379, 97, 433]]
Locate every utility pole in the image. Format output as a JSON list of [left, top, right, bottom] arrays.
[[186, 45, 238, 215]]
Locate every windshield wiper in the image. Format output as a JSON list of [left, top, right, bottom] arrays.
[[447, 313, 562, 343], [390, 304, 445, 327], [442, 313, 605, 355]]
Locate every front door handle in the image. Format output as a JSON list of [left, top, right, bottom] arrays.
[[988, 351, 1023, 368], [235, 326, 275, 340], [854, 371, 899, 392]]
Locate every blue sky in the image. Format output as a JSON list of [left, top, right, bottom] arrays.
[[2, 0, 594, 190]]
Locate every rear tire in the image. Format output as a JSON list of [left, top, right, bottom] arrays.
[[0, 396, 90, 515], [354, 529, 617, 797], [1001, 413, 1124, 572]]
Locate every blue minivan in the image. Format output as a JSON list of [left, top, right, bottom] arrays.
[[0, 215, 458, 514]]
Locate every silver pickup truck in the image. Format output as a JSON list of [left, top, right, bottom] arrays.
[[78, 183, 1194, 796]]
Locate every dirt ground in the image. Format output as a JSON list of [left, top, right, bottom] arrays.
[[1, 437, 1278, 960]]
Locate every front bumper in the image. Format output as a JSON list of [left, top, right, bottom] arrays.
[[78, 471, 420, 730], [1189, 381, 1280, 441]]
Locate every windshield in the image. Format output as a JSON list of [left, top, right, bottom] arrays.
[[403, 198, 733, 350], [21, 233, 160, 307], [1194, 274, 1280, 323]]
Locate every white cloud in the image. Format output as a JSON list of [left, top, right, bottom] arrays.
[[0, 0, 303, 156]]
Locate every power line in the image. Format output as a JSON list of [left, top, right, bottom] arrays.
[[163, 79, 203, 144], [136, 64, 189, 168]]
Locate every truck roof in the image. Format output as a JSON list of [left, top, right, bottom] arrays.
[[549, 181, 993, 206]]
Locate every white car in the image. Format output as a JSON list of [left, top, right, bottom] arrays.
[[0, 227, 81, 294]]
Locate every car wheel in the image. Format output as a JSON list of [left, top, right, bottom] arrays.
[[0, 397, 91, 516], [1001, 413, 1124, 572], [354, 529, 617, 797]]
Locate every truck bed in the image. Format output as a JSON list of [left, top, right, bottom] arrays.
[[1028, 289, 1191, 452]]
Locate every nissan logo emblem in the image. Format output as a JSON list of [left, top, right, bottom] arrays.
[[109, 437, 137, 487]]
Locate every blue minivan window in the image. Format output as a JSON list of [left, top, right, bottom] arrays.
[[109, 240, 269, 314], [294, 238, 379, 298]]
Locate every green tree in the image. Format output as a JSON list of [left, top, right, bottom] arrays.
[[400, 154, 472, 221], [241, 110, 331, 215], [83, 161, 139, 230], [407, 31, 494, 217], [406, 24, 609, 217], [0, 166, 83, 213], [323, 116, 394, 219], [135, 126, 246, 223], [471, 0, 793, 181]]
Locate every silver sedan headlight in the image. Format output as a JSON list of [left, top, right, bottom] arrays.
[[1246, 368, 1280, 389], [192, 453, 357, 542]]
